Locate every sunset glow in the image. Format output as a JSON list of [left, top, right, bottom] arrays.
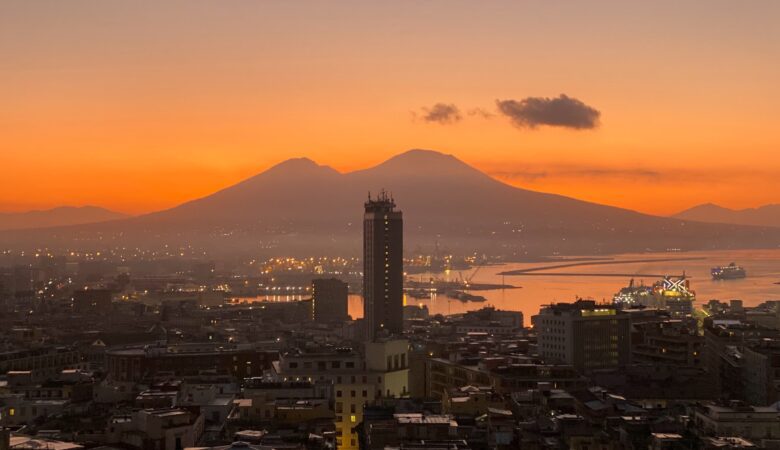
[[2, 1, 778, 215]]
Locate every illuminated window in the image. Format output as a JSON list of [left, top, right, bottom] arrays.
[[350, 414, 357, 423]]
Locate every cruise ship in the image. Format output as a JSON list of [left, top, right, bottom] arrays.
[[612, 278, 653, 309], [711, 263, 746, 280], [613, 275, 697, 318]]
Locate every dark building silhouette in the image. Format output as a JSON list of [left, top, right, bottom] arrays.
[[73, 288, 112, 314], [312, 278, 349, 323], [105, 343, 276, 381], [363, 191, 403, 341]]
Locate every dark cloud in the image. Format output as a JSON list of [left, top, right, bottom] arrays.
[[467, 108, 495, 119], [420, 103, 462, 124], [496, 94, 600, 129]]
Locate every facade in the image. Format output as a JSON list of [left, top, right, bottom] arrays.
[[704, 320, 780, 404], [273, 339, 409, 450], [105, 343, 275, 382], [627, 310, 703, 368], [533, 300, 631, 373], [425, 358, 583, 399], [0, 346, 82, 381], [107, 408, 205, 450], [741, 342, 780, 406], [462, 308, 523, 329], [359, 407, 469, 450], [693, 403, 780, 441], [363, 191, 403, 341], [442, 386, 506, 416], [311, 278, 349, 323]]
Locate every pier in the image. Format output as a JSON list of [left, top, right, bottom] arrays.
[[498, 256, 706, 276]]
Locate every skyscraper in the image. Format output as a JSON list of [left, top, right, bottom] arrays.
[[363, 190, 403, 341]]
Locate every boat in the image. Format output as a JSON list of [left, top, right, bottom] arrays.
[[711, 263, 746, 280], [446, 290, 487, 302], [652, 275, 696, 318], [612, 278, 652, 308]]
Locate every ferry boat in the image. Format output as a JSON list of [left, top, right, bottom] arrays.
[[711, 263, 746, 280]]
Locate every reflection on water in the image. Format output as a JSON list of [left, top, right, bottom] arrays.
[[233, 295, 306, 303], [235, 249, 780, 323], [353, 249, 780, 321]]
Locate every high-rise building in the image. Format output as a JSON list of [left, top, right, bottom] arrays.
[[532, 299, 631, 373], [363, 191, 403, 341], [312, 278, 349, 323]]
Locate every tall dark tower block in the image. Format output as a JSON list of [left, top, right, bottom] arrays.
[[363, 190, 403, 341]]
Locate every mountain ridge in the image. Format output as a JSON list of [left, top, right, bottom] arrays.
[[2, 149, 779, 256], [0, 205, 128, 231], [673, 203, 780, 227]]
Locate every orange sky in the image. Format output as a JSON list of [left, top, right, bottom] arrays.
[[1, 1, 778, 216]]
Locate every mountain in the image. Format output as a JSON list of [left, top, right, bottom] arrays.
[[0, 206, 128, 231], [673, 203, 780, 227], [3, 150, 780, 256]]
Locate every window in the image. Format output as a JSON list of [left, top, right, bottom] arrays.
[[346, 361, 355, 368], [362, 390, 368, 397], [350, 390, 356, 397], [336, 390, 342, 397], [288, 362, 298, 369], [350, 414, 357, 423], [332, 361, 341, 369], [350, 404, 356, 413]]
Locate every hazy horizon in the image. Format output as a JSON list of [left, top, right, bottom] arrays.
[[2, 1, 779, 215], [1, 149, 779, 219]]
